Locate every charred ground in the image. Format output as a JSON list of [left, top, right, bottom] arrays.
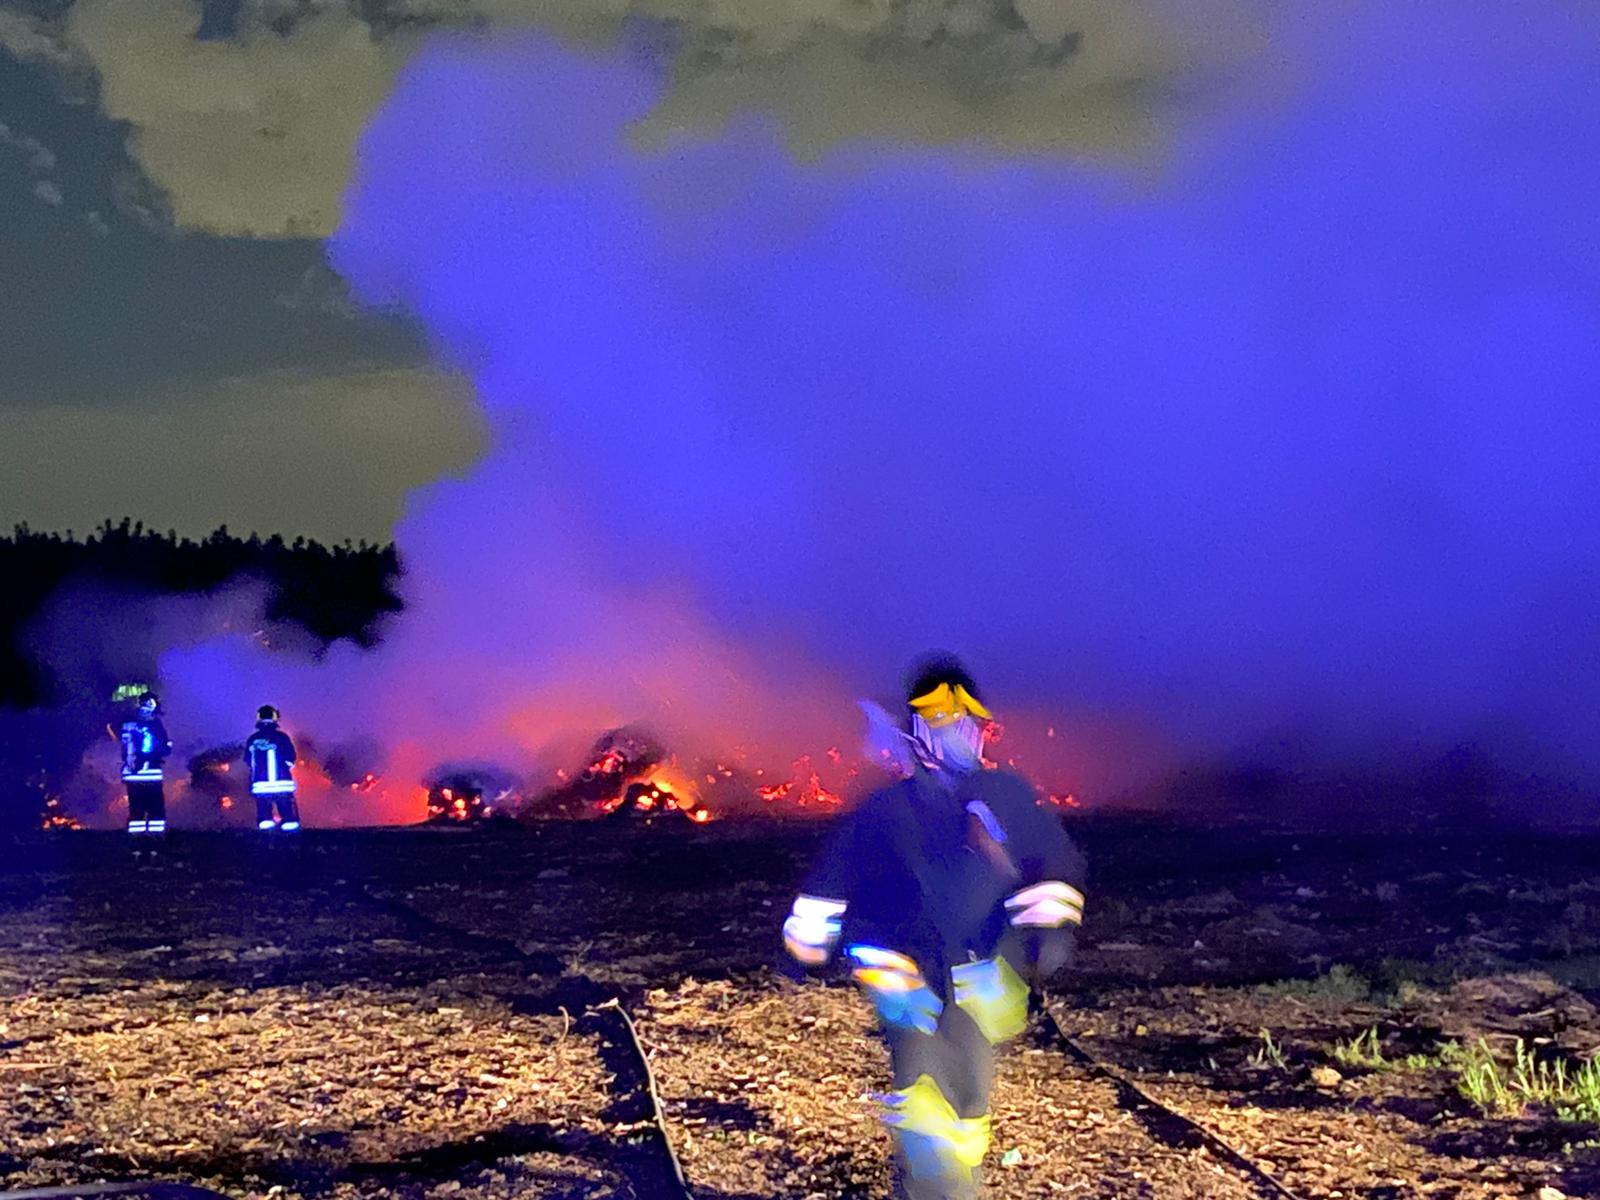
[[3, 814, 1600, 1198]]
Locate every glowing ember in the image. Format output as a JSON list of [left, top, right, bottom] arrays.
[[590, 749, 627, 775], [426, 780, 488, 823], [599, 770, 713, 824], [397, 714, 1082, 824], [40, 796, 81, 831], [801, 773, 843, 807]]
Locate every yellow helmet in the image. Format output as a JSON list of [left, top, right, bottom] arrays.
[[907, 680, 992, 728]]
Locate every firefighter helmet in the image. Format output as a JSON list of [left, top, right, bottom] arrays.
[[905, 654, 991, 727], [257, 704, 279, 722], [137, 693, 160, 716]]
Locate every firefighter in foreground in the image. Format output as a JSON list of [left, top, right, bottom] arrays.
[[119, 692, 172, 838], [783, 656, 1086, 1200], [245, 705, 301, 831]]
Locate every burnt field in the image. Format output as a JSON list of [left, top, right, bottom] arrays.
[[4, 815, 1600, 1199]]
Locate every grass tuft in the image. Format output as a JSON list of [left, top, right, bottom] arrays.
[[1249, 1028, 1288, 1071], [1452, 1038, 1600, 1123], [1256, 964, 1372, 1004], [1332, 1027, 1388, 1070], [1329, 1027, 1445, 1073]]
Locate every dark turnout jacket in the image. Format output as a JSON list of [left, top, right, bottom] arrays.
[[799, 766, 1086, 1000], [119, 717, 172, 782], [245, 724, 297, 794]]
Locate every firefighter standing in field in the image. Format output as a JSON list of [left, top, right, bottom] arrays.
[[245, 705, 301, 832], [119, 692, 172, 838], [782, 655, 1086, 1200]]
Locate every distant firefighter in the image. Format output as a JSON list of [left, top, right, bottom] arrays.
[[783, 655, 1087, 1200], [245, 705, 300, 832], [119, 692, 172, 838]]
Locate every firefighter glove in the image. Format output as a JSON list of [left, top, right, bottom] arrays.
[[847, 945, 943, 1034]]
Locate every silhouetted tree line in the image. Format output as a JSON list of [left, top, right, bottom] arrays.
[[0, 520, 402, 830], [2, 518, 402, 707]]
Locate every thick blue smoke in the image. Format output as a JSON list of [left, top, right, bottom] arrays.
[[172, 2, 1600, 809]]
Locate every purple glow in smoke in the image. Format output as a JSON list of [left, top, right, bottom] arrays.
[[167, 2, 1600, 816]]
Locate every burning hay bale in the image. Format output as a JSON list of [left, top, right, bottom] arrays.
[[425, 766, 522, 824], [427, 778, 488, 823], [605, 776, 711, 825], [531, 727, 711, 824]]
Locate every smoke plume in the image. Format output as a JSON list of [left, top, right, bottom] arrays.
[[152, 1, 1600, 821]]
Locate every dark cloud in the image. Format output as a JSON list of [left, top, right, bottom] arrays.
[[0, 36, 423, 403], [0, 117, 56, 170], [195, 0, 244, 40], [0, 10, 477, 542], [11, 0, 1246, 237]]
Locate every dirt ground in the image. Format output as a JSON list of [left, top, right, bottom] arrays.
[[3, 814, 1600, 1199]]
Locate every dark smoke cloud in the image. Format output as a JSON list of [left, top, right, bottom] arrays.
[[165, 1, 1600, 813], [48, 0, 1240, 238]]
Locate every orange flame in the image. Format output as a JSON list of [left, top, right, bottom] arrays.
[[40, 796, 82, 831]]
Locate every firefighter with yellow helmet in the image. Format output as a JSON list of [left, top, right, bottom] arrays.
[[119, 692, 172, 839], [783, 655, 1086, 1199]]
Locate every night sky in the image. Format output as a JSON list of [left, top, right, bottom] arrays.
[[0, 0, 1179, 541], [7, 1, 1600, 803], [0, 0, 488, 542]]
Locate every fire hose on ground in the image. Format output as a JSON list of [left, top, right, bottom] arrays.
[[593, 997, 696, 1200], [1038, 996, 1306, 1200]]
